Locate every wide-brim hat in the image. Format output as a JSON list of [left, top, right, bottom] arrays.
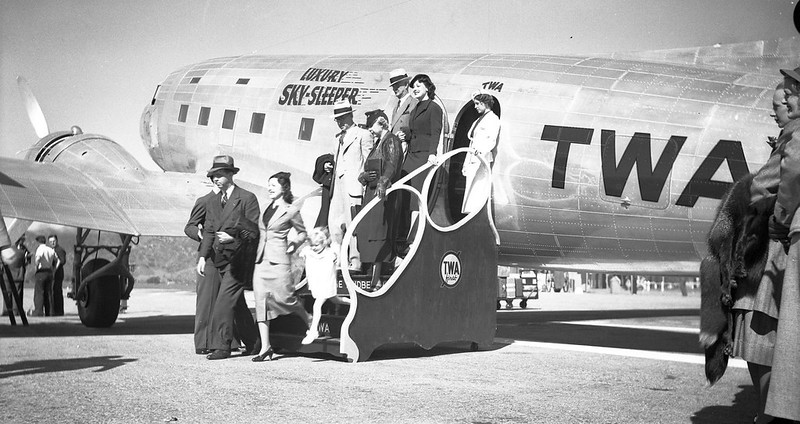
[[389, 68, 409, 87], [206, 155, 240, 177], [780, 66, 800, 83], [331, 99, 356, 118]]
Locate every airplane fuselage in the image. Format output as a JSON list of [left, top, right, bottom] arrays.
[[140, 54, 778, 274]]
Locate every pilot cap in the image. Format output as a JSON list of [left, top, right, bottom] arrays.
[[780, 66, 800, 83], [389, 68, 409, 87], [206, 155, 240, 177], [332, 99, 356, 118]]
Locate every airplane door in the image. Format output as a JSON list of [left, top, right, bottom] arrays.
[[446, 96, 500, 221]]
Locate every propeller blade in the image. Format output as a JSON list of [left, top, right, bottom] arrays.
[[16, 76, 50, 138]]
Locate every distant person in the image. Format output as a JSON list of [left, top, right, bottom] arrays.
[[47, 235, 67, 316], [328, 99, 372, 271], [742, 68, 800, 423], [31, 235, 60, 317], [299, 227, 349, 345], [4, 235, 29, 316], [357, 109, 403, 289], [386, 68, 418, 152], [197, 155, 260, 360], [251, 172, 310, 362], [185, 185, 251, 355], [461, 90, 500, 214], [312, 153, 334, 228], [0, 206, 21, 311]]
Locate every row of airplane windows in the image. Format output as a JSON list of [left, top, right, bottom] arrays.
[[176, 103, 315, 141]]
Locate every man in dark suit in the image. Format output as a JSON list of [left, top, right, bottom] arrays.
[[196, 155, 260, 360], [185, 187, 252, 355], [387, 68, 418, 155]]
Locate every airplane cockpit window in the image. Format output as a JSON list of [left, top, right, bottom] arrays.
[[178, 104, 189, 123], [298, 118, 314, 141], [250, 113, 265, 134], [236, 78, 250, 85], [190, 77, 201, 84], [198, 107, 210, 126], [222, 109, 236, 130]]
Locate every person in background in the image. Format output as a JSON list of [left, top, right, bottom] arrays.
[[328, 99, 372, 271], [357, 109, 403, 289], [197, 155, 260, 360], [312, 153, 334, 228], [31, 235, 60, 317], [461, 90, 500, 214], [3, 235, 29, 316], [0, 206, 21, 301], [47, 234, 67, 316], [251, 172, 309, 362]]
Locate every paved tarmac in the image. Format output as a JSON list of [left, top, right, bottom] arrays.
[[0, 287, 756, 423]]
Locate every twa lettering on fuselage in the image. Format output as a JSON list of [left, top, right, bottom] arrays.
[[542, 125, 750, 208]]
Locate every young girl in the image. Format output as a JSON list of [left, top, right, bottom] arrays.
[[300, 227, 348, 344]]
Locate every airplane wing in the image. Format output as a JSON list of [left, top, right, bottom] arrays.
[[0, 157, 213, 237]]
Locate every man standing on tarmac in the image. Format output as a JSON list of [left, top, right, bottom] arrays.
[[186, 184, 251, 355], [47, 234, 67, 316], [196, 155, 260, 360], [31, 235, 60, 317]]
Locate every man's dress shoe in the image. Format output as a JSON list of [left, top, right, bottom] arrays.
[[206, 349, 231, 360], [196, 348, 211, 355]]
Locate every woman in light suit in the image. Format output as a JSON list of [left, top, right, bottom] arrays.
[[461, 91, 500, 214], [251, 172, 309, 362]]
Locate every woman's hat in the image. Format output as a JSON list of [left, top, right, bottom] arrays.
[[332, 99, 356, 118], [206, 155, 240, 177]]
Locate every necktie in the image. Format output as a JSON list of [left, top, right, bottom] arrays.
[[221, 191, 228, 207]]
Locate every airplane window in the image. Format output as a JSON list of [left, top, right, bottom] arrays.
[[222, 109, 236, 130], [178, 104, 188, 123], [298, 118, 314, 141], [236, 78, 250, 85], [198, 107, 210, 126], [190, 77, 201, 84], [250, 112, 265, 134]]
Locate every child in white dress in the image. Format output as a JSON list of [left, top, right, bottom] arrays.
[[300, 227, 348, 344]]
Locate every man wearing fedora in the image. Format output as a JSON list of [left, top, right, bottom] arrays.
[[329, 99, 372, 271], [196, 155, 260, 360], [387, 68, 418, 153]]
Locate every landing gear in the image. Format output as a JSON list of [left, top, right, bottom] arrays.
[[70, 229, 136, 328]]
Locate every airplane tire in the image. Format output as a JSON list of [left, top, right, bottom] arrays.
[[77, 258, 121, 328]]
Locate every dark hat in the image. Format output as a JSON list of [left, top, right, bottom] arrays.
[[365, 109, 388, 128], [389, 68, 409, 87], [780, 66, 800, 83], [332, 99, 356, 118], [206, 155, 240, 177]]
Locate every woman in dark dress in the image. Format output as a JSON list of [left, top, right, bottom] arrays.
[[397, 74, 444, 254], [357, 110, 403, 289]]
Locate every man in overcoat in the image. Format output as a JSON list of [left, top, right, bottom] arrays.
[[196, 155, 260, 360]]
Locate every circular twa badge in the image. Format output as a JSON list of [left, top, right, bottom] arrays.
[[440, 251, 462, 288]]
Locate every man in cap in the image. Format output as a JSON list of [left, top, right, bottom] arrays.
[[0, 206, 19, 269], [387, 68, 418, 153], [743, 66, 800, 422], [196, 155, 260, 360], [329, 99, 372, 271]]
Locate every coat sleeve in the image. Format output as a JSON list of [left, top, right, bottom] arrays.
[[240, 192, 261, 241], [430, 103, 443, 154], [774, 130, 800, 228], [184, 197, 206, 242], [290, 207, 307, 247]]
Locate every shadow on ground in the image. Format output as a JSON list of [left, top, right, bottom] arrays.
[[0, 355, 137, 379], [0, 315, 195, 338], [690, 384, 757, 423], [497, 308, 702, 354]]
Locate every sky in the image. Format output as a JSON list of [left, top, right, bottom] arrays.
[[1, 0, 797, 170]]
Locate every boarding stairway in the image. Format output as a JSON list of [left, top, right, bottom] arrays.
[[268, 148, 498, 361]]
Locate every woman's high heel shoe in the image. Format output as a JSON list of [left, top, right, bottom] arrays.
[[251, 348, 273, 362]]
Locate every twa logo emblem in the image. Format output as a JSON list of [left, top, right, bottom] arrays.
[[440, 251, 462, 288]]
